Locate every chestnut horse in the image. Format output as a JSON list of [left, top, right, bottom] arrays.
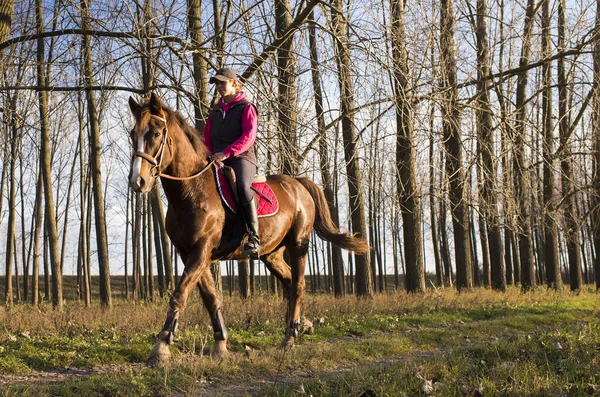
[[128, 93, 368, 365]]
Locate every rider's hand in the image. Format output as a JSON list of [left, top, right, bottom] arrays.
[[210, 152, 228, 162]]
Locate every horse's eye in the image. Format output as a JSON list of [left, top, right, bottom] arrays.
[[153, 131, 162, 139]]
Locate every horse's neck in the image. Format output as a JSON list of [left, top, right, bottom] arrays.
[[161, 127, 212, 205], [168, 128, 207, 177]]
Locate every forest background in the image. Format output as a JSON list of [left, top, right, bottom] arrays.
[[1, 0, 600, 309]]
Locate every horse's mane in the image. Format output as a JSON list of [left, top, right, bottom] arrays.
[[137, 99, 210, 160]]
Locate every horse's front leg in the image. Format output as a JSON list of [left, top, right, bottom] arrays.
[[147, 248, 209, 366], [197, 269, 228, 358]]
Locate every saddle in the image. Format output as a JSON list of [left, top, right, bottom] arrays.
[[213, 163, 279, 217]]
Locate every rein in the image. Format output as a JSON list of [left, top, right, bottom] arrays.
[[132, 114, 215, 181]]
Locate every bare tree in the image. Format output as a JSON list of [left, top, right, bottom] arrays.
[[308, 11, 345, 297], [540, 0, 562, 290], [37, 0, 62, 309], [330, 0, 372, 296], [592, 0, 600, 290], [390, 0, 425, 293], [3, 92, 18, 308], [558, 0, 583, 291], [81, 0, 111, 308], [514, 0, 537, 290], [440, 0, 472, 290], [187, 0, 209, 129], [276, 0, 298, 175], [473, 0, 505, 291]]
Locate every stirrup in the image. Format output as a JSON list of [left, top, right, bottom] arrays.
[[242, 239, 260, 259]]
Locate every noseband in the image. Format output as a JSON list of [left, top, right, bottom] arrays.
[[132, 113, 215, 181]]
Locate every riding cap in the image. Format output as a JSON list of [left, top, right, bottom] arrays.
[[209, 68, 237, 84]]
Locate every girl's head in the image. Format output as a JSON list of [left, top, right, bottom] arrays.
[[210, 68, 243, 97]]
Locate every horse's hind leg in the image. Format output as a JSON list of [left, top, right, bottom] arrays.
[[281, 244, 309, 349], [262, 246, 293, 316], [262, 247, 292, 298], [197, 269, 228, 358]]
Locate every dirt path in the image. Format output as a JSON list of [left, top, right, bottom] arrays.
[[0, 363, 143, 387]]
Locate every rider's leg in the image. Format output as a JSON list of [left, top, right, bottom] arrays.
[[226, 158, 260, 258]]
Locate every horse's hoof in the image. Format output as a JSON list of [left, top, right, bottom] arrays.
[[211, 340, 229, 359], [147, 341, 171, 367]]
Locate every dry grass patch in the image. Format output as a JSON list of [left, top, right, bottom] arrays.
[[0, 287, 598, 396]]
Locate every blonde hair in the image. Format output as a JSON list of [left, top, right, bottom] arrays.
[[232, 79, 243, 93]]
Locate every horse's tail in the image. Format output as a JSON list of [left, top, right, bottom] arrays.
[[296, 177, 369, 254]]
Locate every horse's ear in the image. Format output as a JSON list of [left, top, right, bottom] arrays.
[[129, 96, 140, 114], [149, 92, 163, 115]]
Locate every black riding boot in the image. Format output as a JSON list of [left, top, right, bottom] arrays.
[[241, 198, 260, 259]]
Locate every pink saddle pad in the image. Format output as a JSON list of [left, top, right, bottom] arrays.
[[214, 164, 278, 217]]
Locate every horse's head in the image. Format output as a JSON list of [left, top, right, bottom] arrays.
[[128, 93, 174, 193]]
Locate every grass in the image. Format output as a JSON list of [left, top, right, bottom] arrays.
[[0, 286, 598, 396]]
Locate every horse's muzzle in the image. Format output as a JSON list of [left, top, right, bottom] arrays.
[[130, 174, 152, 193]]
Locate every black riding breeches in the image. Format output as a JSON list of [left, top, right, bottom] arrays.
[[223, 157, 256, 205]]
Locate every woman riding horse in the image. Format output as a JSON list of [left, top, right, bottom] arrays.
[[204, 68, 260, 258], [128, 90, 368, 366]]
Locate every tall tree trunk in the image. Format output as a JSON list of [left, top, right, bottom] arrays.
[[368, 191, 378, 292], [31, 170, 42, 305], [238, 259, 250, 299], [429, 135, 443, 287], [124, 188, 131, 300], [146, 196, 155, 300], [475, 0, 505, 291], [558, 0, 583, 291], [152, 198, 165, 297], [308, 12, 346, 297], [493, 0, 516, 286], [4, 96, 17, 308], [187, 0, 210, 130], [133, 192, 141, 300], [439, 0, 472, 290], [142, 198, 149, 300], [13, 238, 19, 302], [478, 212, 491, 287], [59, 133, 80, 276], [37, 0, 62, 309], [43, 234, 50, 300], [514, 0, 537, 290], [470, 208, 481, 286], [85, 178, 93, 302], [81, 0, 111, 307], [439, 158, 453, 287], [427, 37, 443, 288], [330, 0, 372, 297], [150, 186, 174, 291], [541, 0, 562, 290], [391, 0, 425, 293], [308, 12, 345, 297], [592, 0, 600, 290], [20, 153, 30, 303], [78, 99, 91, 306], [276, 0, 298, 175], [0, 116, 7, 239]]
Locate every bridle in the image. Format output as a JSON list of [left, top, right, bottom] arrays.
[[132, 113, 214, 181]]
